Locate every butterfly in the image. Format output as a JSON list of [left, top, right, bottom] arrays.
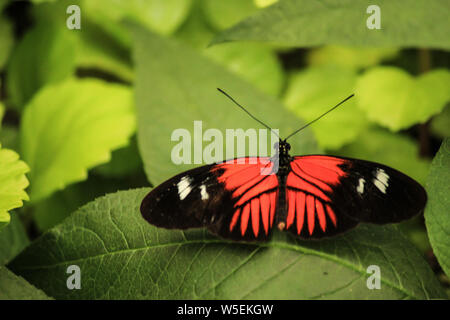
[[140, 89, 427, 241]]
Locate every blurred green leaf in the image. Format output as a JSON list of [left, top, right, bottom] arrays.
[[130, 24, 318, 186], [175, 0, 216, 49], [6, 22, 76, 109], [0, 267, 52, 300], [307, 46, 398, 70], [0, 13, 13, 70], [336, 127, 430, 185], [75, 19, 134, 82], [206, 42, 284, 97], [177, 2, 284, 97], [0, 214, 29, 265], [83, 0, 192, 35], [202, 0, 258, 30], [284, 65, 368, 149], [0, 124, 19, 152], [254, 0, 278, 8], [0, 101, 4, 129], [33, 172, 146, 231], [425, 138, 450, 277], [0, 145, 29, 229], [431, 105, 450, 138], [93, 136, 142, 178], [20, 78, 135, 202], [211, 0, 450, 49], [9, 188, 446, 299], [356, 67, 450, 131]]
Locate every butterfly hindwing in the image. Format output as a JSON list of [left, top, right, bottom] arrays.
[[140, 157, 279, 241]]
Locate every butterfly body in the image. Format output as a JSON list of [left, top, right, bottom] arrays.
[[140, 139, 427, 241]]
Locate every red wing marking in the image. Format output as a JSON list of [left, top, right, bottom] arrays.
[[240, 204, 250, 236], [306, 195, 315, 235], [285, 156, 348, 236], [260, 193, 270, 235], [292, 156, 348, 185], [315, 199, 326, 232], [286, 190, 296, 229], [326, 204, 337, 227], [296, 192, 306, 234], [286, 171, 330, 202], [213, 157, 278, 237], [251, 198, 260, 237]]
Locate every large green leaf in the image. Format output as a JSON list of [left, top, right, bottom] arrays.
[[20, 78, 135, 202], [284, 65, 368, 149], [355, 67, 450, 131], [425, 138, 450, 277], [8, 188, 445, 299], [131, 24, 317, 186], [0, 267, 52, 300], [431, 105, 450, 139], [336, 127, 430, 185], [211, 0, 450, 49], [0, 144, 29, 229], [6, 22, 76, 109], [0, 214, 29, 265]]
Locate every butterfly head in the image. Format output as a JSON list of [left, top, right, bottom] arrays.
[[274, 139, 291, 157]]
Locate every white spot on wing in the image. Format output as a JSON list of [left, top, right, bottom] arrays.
[[373, 168, 389, 194], [200, 185, 209, 200], [177, 176, 193, 200], [356, 178, 365, 194]]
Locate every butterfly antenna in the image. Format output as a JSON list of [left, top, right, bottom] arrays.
[[217, 88, 280, 139], [285, 94, 354, 141]]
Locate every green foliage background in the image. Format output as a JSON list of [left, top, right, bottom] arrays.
[[0, 0, 448, 299]]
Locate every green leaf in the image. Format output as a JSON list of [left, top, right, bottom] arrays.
[[83, 0, 193, 36], [0, 144, 29, 229], [33, 173, 148, 232], [0, 124, 19, 152], [307, 46, 398, 70], [0, 214, 29, 265], [0, 13, 13, 70], [75, 18, 134, 82], [425, 138, 450, 277], [336, 127, 430, 185], [356, 67, 450, 131], [431, 105, 450, 139], [202, 0, 259, 30], [8, 188, 446, 299], [6, 22, 76, 109], [130, 24, 318, 186], [20, 78, 136, 202], [0, 267, 52, 300], [0, 101, 4, 129], [205, 42, 284, 97], [284, 65, 368, 149], [211, 0, 450, 49], [93, 136, 143, 178]]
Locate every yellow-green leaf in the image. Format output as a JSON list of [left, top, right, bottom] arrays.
[[0, 144, 29, 229], [20, 79, 135, 202], [355, 67, 450, 131]]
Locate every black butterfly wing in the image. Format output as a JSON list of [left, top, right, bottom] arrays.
[[284, 155, 427, 239], [140, 157, 279, 241]]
